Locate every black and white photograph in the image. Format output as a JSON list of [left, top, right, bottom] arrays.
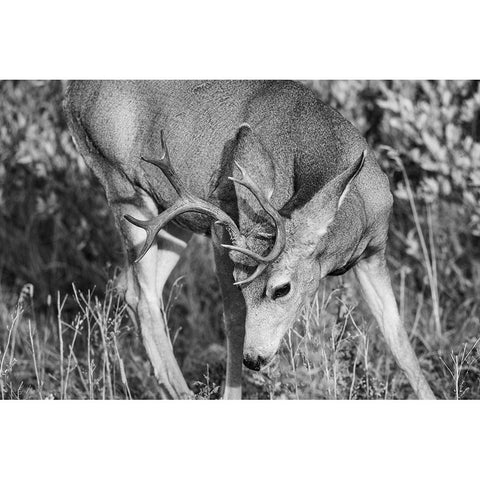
[[1, 2, 479, 478], [2, 79, 478, 401]]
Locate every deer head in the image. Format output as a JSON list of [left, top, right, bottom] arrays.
[[226, 125, 366, 370], [125, 127, 365, 372]]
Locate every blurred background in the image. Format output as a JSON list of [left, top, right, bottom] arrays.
[[0, 80, 479, 399]]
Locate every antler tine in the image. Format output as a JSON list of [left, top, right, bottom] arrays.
[[124, 203, 191, 262], [233, 263, 267, 286], [140, 130, 186, 198], [222, 160, 286, 265]]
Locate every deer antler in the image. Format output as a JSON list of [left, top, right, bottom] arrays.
[[222, 160, 286, 265], [124, 131, 286, 286]]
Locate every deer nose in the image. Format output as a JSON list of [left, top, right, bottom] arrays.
[[243, 352, 266, 371]]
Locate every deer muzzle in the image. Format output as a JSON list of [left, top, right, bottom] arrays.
[[243, 352, 267, 371], [243, 345, 277, 371]]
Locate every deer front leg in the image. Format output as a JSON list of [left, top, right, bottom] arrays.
[[354, 251, 435, 399], [212, 226, 246, 400], [120, 206, 192, 399]]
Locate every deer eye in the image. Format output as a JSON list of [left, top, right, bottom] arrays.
[[272, 283, 291, 300]]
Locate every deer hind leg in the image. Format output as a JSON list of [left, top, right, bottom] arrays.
[[354, 251, 435, 399], [212, 226, 246, 400], [117, 202, 192, 399]]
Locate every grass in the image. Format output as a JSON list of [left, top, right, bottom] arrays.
[[1, 80, 479, 399], [1, 225, 479, 400]]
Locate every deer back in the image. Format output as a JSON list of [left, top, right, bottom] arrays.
[[64, 80, 392, 273]]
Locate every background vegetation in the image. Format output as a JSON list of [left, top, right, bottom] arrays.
[[1, 80, 479, 399]]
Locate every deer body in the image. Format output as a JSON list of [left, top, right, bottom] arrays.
[[64, 80, 434, 399]]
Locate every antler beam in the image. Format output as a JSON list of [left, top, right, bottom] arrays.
[[222, 160, 286, 266]]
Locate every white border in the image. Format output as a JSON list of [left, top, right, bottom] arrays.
[[1, 0, 480, 78], [1, 400, 478, 479]]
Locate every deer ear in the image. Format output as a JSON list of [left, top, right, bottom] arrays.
[[232, 124, 276, 200], [326, 149, 366, 212], [293, 150, 366, 240]]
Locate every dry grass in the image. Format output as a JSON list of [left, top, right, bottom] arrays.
[[1, 228, 479, 400]]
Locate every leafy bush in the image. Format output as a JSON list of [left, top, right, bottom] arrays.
[[0, 81, 121, 308]]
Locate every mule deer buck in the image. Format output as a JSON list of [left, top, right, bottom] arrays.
[[64, 81, 435, 399]]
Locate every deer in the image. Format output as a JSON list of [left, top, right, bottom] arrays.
[[63, 80, 435, 400]]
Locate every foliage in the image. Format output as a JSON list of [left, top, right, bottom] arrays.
[[309, 80, 480, 232], [1, 80, 480, 399], [0, 81, 121, 306]]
